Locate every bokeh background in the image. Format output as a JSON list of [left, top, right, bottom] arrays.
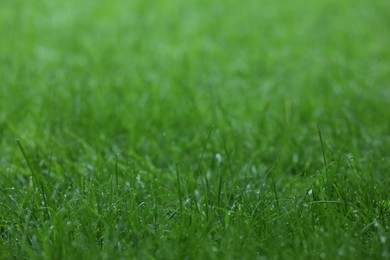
[[1, 0, 389, 179]]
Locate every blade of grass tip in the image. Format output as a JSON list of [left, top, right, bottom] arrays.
[[223, 143, 235, 193], [217, 169, 223, 207], [197, 126, 214, 173], [195, 127, 214, 200], [16, 139, 38, 187], [40, 182, 51, 220], [176, 163, 183, 211], [154, 193, 158, 227], [16, 139, 50, 219], [265, 155, 279, 179], [110, 174, 114, 205], [224, 143, 233, 178], [317, 125, 328, 175], [204, 176, 210, 219], [264, 156, 281, 212], [223, 141, 239, 210], [271, 176, 281, 213], [110, 153, 119, 205], [115, 153, 119, 186]]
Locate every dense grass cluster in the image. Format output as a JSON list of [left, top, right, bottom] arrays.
[[1, 0, 389, 259]]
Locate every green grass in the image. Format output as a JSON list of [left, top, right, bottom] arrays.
[[1, 0, 389, 259]]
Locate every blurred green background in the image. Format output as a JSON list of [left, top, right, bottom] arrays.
[[1, 0, 389, 177]]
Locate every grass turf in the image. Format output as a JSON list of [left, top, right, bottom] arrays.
[[0, 0, 389, 259]]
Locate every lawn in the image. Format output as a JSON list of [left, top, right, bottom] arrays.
[[0, 0, 389, 259]]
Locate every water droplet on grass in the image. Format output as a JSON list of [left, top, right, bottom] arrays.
[[293, 153, 299, 163], [215, 153, 222, 163]]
